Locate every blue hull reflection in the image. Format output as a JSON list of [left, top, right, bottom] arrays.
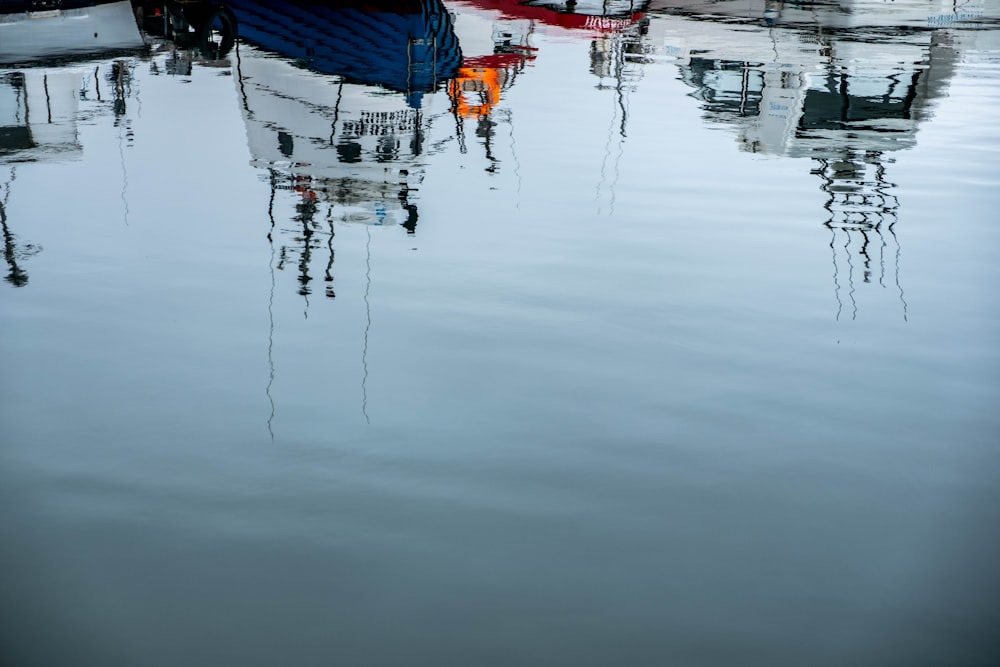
[[225, 0, 462, 107]]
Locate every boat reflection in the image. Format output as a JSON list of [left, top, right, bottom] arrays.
[[237, 0, 653, 303], [641, 0, 995, 318], [230, 0, 465, 302]]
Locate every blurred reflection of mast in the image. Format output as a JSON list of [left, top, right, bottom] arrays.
[[324, 206, 336, 297], [293, 182, 318, 311], [362, 225, 372, 425], [449, 65, 505, 169], [1, 167, 37, 288], [266, 168, 278, 440], [111, 61, 134, 226], [814, 150, 907, 321], [498, 108, 522, 205], [592, 20, 644, 214], [269, 174, 334, 315], [449, 19, 535, 172]]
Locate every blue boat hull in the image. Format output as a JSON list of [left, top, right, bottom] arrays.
[[226, 0, 462, 107]]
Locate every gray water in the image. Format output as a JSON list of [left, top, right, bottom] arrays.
[[2, 1, 1000, 665]]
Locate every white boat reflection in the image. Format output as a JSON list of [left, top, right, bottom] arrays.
[[0, 69, 86, 161], [639, 0, 996, 318], [232, 1, 465, 303], [232, 0, 464, 231]]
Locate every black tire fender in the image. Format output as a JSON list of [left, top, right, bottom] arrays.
[[194, 4, 237, 58]]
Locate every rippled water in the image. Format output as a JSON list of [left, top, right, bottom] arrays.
[[2, 1, 999, 664]]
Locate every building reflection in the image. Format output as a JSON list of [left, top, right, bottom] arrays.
[[642, 0, 985, 317]]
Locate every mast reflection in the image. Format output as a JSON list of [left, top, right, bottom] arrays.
[[1, 166, 39, 287]]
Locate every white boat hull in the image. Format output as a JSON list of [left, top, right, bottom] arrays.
[[0, 1, 144, 64]]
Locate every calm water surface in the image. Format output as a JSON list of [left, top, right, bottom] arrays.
[[2, 1, 999, 665]]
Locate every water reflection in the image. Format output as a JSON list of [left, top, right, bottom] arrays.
[[2, 0, 994, 308], [1, 2, 999, 664]]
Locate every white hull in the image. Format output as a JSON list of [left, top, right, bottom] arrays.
[[235, 45, 439, 223], [640, 9, 966, 158], [648, 0, 991, 30], [1, 69, 84, 162], [0, 1, 144, 64]]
